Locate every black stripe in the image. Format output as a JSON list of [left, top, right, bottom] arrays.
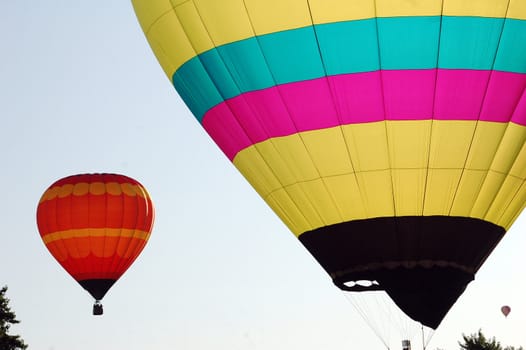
[[298, 216, 505, 329], [78, 279, 117, 301]]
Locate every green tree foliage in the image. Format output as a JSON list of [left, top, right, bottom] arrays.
[[459, 329, 523, 350], [0, 286, 28, 350]]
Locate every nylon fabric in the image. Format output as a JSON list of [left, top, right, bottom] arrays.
[[36, 174, 154, 301]]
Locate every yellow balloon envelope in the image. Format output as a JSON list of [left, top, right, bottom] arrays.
[[132, 0, 526, 329]]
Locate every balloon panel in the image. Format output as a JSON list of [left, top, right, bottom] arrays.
[[132, 0, 526, 329], [37, 174, 154, 300]]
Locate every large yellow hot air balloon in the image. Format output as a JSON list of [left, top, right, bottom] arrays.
[[131, 0, 526, 331]]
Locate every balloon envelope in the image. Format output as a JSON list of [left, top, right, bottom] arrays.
[[37, 173, 154, 303], [132, 0, 526, 329], [501, 305, 511, 317]]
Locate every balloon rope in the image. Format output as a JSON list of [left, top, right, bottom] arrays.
[[342, 292, 391, 349], [343, 290, 436, 350]]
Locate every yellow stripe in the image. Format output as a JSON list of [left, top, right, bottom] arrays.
[[444, 0, 513, 18], [375, 0, 443, 18], [470, 123, 526, 221], [132, 0, 526, 82], [244, 0, 312, 35], [232, 120, 526, 235], [131, 0, 174, 35], [309, 0, 375, 24], [42, 228, 150, 244], [509, 0, 526, 20]]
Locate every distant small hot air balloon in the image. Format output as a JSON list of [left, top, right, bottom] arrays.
[[36, 173, 154, 315], [501, 305, 511, 318]]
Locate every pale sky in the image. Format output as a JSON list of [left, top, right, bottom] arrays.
[[1, 2, 525, 350]]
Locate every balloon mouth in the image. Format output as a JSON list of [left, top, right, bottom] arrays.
[[93, 300, 103, 316], [339, 279, 382, 291], [332, 266, 474, 329]]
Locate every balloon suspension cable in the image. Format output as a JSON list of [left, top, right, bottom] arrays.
[[342, 289, 435, 350], [93, 300, 103, 316], [421, 325, 425, 350], [342, 291, 391, 349], [422, 326, 434, 349]]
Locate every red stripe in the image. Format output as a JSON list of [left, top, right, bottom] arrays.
[[51, 173, 142, 186], [46, 238, 147, 280], [36, 194, 154, 234]]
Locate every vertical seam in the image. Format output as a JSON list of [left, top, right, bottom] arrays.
[[305, 0, 362, 224], [373, 0, 400, 264], [422, 1, 445, 216], [109, 177, 129, 281], [373, 2, 396, 218], [447, 0, 513, 219]]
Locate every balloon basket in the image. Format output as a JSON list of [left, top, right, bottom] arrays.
[[93, 301, 103, 316]]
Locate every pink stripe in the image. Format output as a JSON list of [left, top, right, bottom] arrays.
[[202, 69, 526, 160], [382, 70, 437, 120], [485, 71, 526, 124], [512, 89, 526, 125]]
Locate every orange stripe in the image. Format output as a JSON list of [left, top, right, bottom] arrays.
[[39, 182, 150, 203], [42, 228, 150, 244], [45, 236, 148, 261]]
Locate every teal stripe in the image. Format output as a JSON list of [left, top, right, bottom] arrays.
[[316, 19, 380, 74], [439, 16, 504, 69], [378, 16, 441, 70], [298, 16, 441, 73], [258, 26, 326, 84], [173, 16, 526, 122], [495, 18, 526, 72], [215, 39, 273, 93], [172, 58, 223, 120]]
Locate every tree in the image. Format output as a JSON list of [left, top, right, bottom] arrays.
[[0, 286, 28, 349], [459, 329, 501, 350], [459, 329, 523, 350]]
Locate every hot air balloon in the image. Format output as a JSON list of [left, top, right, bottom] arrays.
[[36, 173, 154, 315], [501, 305, 511, 317], [131, 0, 526, 334]]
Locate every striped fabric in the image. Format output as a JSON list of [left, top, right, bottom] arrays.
[[37, 174, 154, 299], [132, 0, 526, 328], [133, 0, 526, 236]]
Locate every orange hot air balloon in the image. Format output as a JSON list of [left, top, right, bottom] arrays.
[[501, 305, 511, 317], [36, 173, 154, 315]]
